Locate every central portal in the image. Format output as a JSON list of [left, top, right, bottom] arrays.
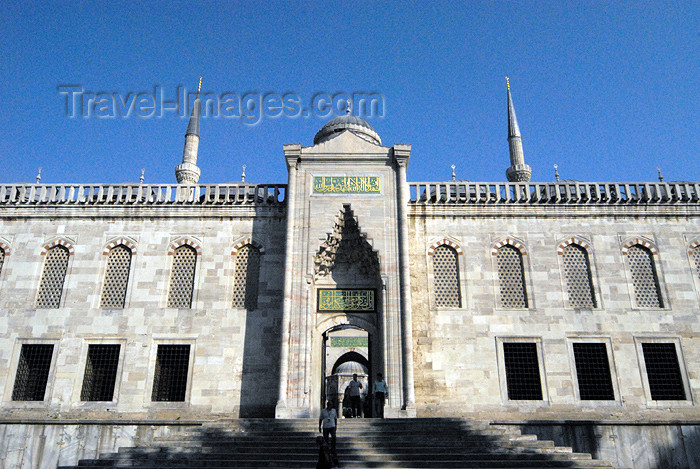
[[322, 325, 372, 418]]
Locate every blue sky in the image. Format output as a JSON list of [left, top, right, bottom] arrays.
[[1, 1, 698, 185]]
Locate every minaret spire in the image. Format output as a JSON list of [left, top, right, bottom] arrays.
[[176, 77, 203, 184], [505, 77, 532, 182]]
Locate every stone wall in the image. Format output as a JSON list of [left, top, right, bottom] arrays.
[[408, 203, 700, 421], [0, 205, 286, 419]]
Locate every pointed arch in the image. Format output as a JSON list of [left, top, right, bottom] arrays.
[[621, 237, 658, 256], [232, 237, 265, 255], [492, 239, 528, 308], [103, 237, 137, 255], [167, 236, 202, 256], [0, 239, 11, 256], [623, 240, 663, 308], [100, 243, 133, 308], [232, 242, 262, 310], [429, 239, 462, 308], [41, 238, 75, 256], [36, 244, 71, 308], [427, 238, 463, 256], [559, 241, 597, 309], [490, 237, 527, 257]]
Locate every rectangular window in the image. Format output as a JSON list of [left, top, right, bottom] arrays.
[[80, 344, 121, 401], [12, 344, 54, 401], [573, 343, 615, 400], [503, 342, 542, 400], [152, 344, 191, 402], [642, 343, 686, 400]]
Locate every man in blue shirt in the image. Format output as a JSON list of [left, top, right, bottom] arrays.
[[372, 373, 389, 418]]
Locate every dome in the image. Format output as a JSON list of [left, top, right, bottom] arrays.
[[335, 361, 368, 375], [313, 114, 382, 146]]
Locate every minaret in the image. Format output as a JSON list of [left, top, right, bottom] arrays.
[[175, 78, 202, 184], [505, 77, 532, 182]]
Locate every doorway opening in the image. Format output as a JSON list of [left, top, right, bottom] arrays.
[[322, 325, 372, 418]]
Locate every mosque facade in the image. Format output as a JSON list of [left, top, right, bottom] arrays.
[[1, 82, 699, 466]]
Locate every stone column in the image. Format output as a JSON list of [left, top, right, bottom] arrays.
[[276, 144, 300, 417], [394, 145, 416, 413]]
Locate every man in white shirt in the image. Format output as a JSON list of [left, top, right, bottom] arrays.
[[319, 400, 338, 452], [372, 373, 389, 418], [346, 373, 363, 418]]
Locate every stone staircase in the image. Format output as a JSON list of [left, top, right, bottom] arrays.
[[59, 418, 616, 468]]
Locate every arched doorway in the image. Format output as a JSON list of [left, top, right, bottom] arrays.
[[321, 324, 374, 417]]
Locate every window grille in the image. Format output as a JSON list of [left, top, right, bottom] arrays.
[[432, 245, 461, 307], [100, 245, 132, 308], [166, 246, 196, 308], [562, 244, 597, 308], [0, 247, 5, 275], [80, 344, 121, 401], [573, 343, 614, 400], [628, 245, 663, 308], [692, 246, 700, 281], [152, 344, 190, 402], [36, 246, 70, 308], [503, 342, 542, 400], [12, 344, 54, 401], [496, 245, 527, 308], [232, 245, 261, 310], [641, 343, 686, 400]]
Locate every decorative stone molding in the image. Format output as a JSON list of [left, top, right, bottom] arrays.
[[556, 237, 593, 255], [232, 238, 265, 255], [621, 237, 658, 256], [103, 237, 138, 255], [168, 237, 202, 256], [688, 239, 700, 256], [313, 204, 379, 278], [427, 239, 463, 256], [41, 238, 75, 256], [491, 238, 527, 256]]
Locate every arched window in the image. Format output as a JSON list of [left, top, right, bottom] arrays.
[[100, 245, 132, 308], [627, 244, 663, 308], [432, 245, 461, 308], [167, 245, 197, 308], [36, 246, 70, 308], [496, 245, 527, 308], [692, 245, 700, 282], [232, 245, 261, 310], [562, 244, 596, 308], [0, 247, 5, 276]]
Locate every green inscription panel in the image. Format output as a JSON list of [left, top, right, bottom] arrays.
[[318, 289, 376, 312], [313, 176, 381, 194], [330, 337, 369, 348]]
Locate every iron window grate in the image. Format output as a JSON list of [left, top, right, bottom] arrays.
[[152, 344, 191, 402], [573, 343, 614, 400], [36, 246, 70, 308], [12, 344, 54, 401], [562, 244, 597, 308], [432, 245, 461, 308], [100, 245, 132, 308], [628, 245, 663, 308], [642, 343, 686, 400], [497, 245, 528, 308], [167, 246, 197, 308], [232, 245, 261, 310], [81, 344, 121, 401], [503, 342, 542, 400]]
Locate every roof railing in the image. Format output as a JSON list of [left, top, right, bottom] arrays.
[[408, 181, 700, 205], [0, 184, 287, 206]]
